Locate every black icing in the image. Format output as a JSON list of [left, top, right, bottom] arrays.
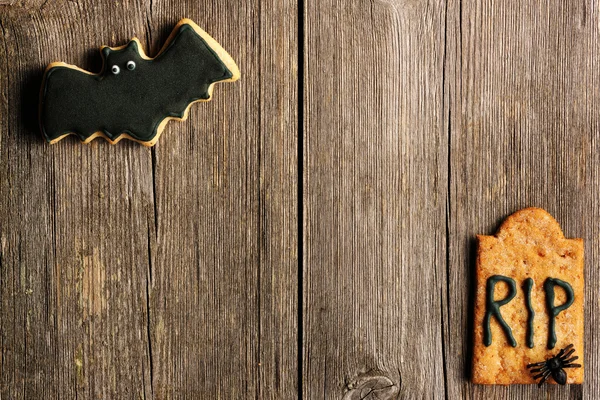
[[40, 23, 234, 143], [544, 277, 574, 350], [523, 277, 535, 348], [483, 274, 517, 347]]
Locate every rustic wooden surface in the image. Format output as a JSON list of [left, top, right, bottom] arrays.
[[445, 0, 596, 398], [303, 0, 447, 398], [0, 0, 298, 398], [1, 0, 599, 398]]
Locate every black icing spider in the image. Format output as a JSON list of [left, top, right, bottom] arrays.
[[527, 344, 581, 387]]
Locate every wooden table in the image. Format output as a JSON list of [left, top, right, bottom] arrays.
[[0, 0, 597, 398]]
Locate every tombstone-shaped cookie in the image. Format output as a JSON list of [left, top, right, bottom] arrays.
[[472, 208, 584, 385]]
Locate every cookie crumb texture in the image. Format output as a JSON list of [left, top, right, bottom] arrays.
[[472, 208, 584, 385]]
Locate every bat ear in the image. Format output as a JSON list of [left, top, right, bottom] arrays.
[[126, 39, 145, 58], [101, 46, 112, 60], [127, 40, 139, 51]]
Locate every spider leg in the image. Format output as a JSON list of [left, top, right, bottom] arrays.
[[563, 363, 582, 368], [527, 361, 547, 367], [556, 344, 574, 358], [537, 371, 552, 387], [533, 370, 550, 380], [529, 365, 548, 374], [560, 348, 575, 361], [563, 356, 579, 364], [529, 366, 548, 374]]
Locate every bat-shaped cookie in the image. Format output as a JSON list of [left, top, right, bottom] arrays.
[[39, 18, 240, 146]]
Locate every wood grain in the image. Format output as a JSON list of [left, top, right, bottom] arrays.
[[303, 0, 447, 398], [446, 0, 597, 398], [2, 0, 600, 398], [0, 3, 155, 398], [0, 0, 297, 398], [145, 1, 298, 398]]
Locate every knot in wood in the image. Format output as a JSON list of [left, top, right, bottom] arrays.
[[343, 369, 399, 400]]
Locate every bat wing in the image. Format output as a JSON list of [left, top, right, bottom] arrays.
[[39, 19, 240, 145], [147, 20, 240, 119], [40, 63, 161, 144], [40, 65, 104, 143]]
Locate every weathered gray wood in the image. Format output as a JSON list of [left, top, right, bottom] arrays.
[[445, 0, 595, 398], [146, 1, 299, 398], [0, 0, 298, 398], [3, 0, 600, 398], [0, 3, 154, 398], [303, 0, 448, 398]]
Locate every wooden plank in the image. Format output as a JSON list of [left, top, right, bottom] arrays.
[[303, 0, 448, 398], [445, 0, 596, 398], [0, 0, 298, 398], [147, 1, 298, 398], [0, 3, 154, 398]]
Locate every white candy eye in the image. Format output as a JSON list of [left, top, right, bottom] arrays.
[[111, 65, 120, 75], [127, 61, 136, 70]]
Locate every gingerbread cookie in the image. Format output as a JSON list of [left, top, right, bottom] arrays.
[[472, 208, 584, 385], [39, 18, 240, 146]]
